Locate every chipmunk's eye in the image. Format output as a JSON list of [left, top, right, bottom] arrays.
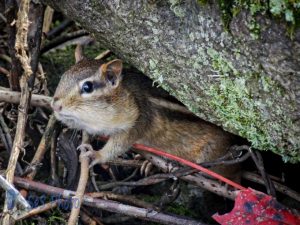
[[81, 81, 94, 94]]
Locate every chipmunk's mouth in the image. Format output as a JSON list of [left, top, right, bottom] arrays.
[[54, 110, 91, 132], [54, 111, 78, 125]]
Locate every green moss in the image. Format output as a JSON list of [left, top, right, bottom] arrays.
[[204, 48, 299, 163], [203, 0, 300, 37]]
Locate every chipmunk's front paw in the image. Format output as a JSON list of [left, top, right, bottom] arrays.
[[77, 144, 104, 167]]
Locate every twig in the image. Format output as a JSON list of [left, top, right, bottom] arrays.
[[98, 168, 198, 191], [19, 114, 57, 199], [83, 132, 100, 191], [96, 167, 139, 191], [3, 0, 35, 223], [122, 167, 139, 182], [41, 30, 89, 54], [50, 128, 59, 185], [0, 115, 12, 152], [42, 6, 54, 35], [81, 207, 104, 225], [4, 0, 22, 91], [0, 12, 7, 22], [0, 54, 12, 63], [88, 192, 158, 210], [155, 180, 180, 210], [201, 145, 251, 167], [249, 148, 276, 197], [27, 2, 45, 88], [100, 215, 131, 224], [0, 175, 31, 210], [106, 159, 143, 168], [242, 171, 300, 202], [14, 199, 64, 221], [0, 115, 23, 175], [79, 209, 100, 225], [14, 177, 205, 225], [86, 196, 205, 225], [95, 50, 111, 60], [0, 89, 52, 109], [14, 0, 32, 78], [0, 66, 10, 76], [98, 173, 169, 190], [68, 131, 90, 225], [45, 19, 73, 40], [25, 115, 57, 180]]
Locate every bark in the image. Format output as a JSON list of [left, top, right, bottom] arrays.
[[41, 0, 300, 163]]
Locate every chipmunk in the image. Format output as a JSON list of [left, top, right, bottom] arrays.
[[52, 56, 240, 181]]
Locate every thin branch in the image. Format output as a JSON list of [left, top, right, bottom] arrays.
[[45, 19, 73, 40], [42, 6, 54, 35], [50, 128, 59, 185], [95, 50, 111, 60], [0, 175, 31, 210], [107, 159, 143, 168], [87, 192, 158, 210], [242, 171, 300, 202], [0, 115, 23, 175], [4, 0, 22, 91], [249, 148, 276, 197], [25, 114, 57, 180], [201, 145, 251, 167], [0, 88, 52, 109], [100, 215, 131, 224], [79, 209, 102, 225], [98, 167, 201, 191], [0, 12, 7, 22], [41, 30, 89, 54], [14, 199, 64, 221], [0, 66, 10, 76], [3, 0, 36, 223], [14, 0, 32, 78], [14, 177, 205, 225], [27, 2, 45, 88], [98, 173, 169, 190], [68, 141, 90, 225], [0, 54, 12, 63]]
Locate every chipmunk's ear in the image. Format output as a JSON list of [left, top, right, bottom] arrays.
[[75, 45, 86, 63], [100, 59, 123, 87]]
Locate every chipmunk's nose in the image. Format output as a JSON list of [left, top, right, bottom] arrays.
[[51, 97, 62, 112]]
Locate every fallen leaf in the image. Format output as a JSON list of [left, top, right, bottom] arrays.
[[213, 188, 300, 225]]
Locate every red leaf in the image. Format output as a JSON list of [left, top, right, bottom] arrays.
[[213, 188, 300, 225]]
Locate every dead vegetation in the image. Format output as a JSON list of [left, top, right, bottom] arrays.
[[0, 1, 299, 225]]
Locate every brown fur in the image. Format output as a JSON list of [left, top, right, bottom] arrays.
[[52, 59, 240, 181]]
